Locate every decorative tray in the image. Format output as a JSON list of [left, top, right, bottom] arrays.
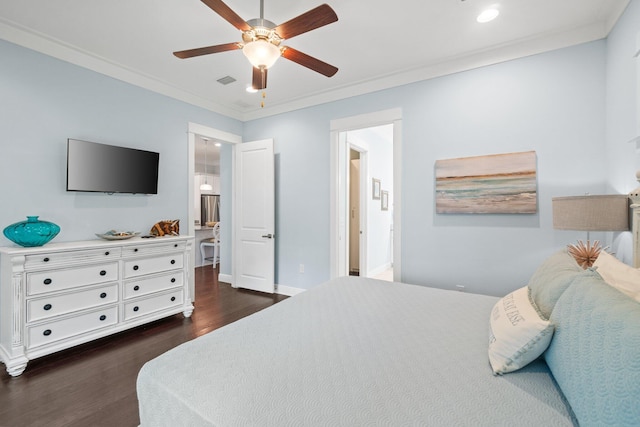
[[96, 230, 140, 240]]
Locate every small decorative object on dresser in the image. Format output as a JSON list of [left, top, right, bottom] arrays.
[[3, 216, 60, 247], [96, 230, 140, 240], [150, 219, 179, 236], [0, 235, 194, 376]]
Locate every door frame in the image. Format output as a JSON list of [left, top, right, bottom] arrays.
[[329, 108, 402, 281], [187, 122, 242, 297]]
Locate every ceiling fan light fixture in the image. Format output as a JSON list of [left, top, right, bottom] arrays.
[[242, 40, 281, 69]]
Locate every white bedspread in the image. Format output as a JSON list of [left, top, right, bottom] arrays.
[[137, 276, 576, 426]]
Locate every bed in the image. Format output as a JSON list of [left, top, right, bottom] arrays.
[[138, 250, 640, 426]]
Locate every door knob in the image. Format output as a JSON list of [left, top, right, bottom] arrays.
[[262, 234, 274, 239]]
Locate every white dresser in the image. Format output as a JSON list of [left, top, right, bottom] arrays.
[[0, 235, 194, 376]]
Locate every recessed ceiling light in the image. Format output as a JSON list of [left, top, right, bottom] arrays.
[[477, 8, 499, 23]]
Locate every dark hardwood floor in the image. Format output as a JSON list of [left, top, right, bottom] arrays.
[[0, 267, 288, 427]]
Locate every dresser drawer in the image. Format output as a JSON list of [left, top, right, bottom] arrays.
[[124, 272, 183, 299], [25, 247, 121, 269], [124, 290, 183, 321], [27, 263, 119, 296], [123, 254, 184, 278], [27, 283, 119, 323], [27, 306, 118, 348], [122, 241, 186, 258]]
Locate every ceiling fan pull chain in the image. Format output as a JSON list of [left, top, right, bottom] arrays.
[[261, 91, 266, 108]]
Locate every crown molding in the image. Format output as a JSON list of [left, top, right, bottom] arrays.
[[0, 17, 614, 123]]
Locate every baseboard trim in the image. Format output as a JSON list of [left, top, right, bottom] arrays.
[[217, 275, 304, 296], [275, 284, 306, 297], [368, 262, 392, 277], [218, 273, 232, 284]]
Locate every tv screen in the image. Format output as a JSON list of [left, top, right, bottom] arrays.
[[66, 139, 159, 194]]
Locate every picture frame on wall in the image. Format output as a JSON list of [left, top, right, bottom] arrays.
[[372, 178, 381, 200], [381, 191, 389, 211], [434, 150, 537, 214]]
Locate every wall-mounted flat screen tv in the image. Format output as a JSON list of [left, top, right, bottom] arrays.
[[66, 139, 159, 194]]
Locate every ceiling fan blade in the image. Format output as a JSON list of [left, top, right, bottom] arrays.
[[201, 0, 251, 31], [252, 67, 268, 90], [274, 4, 338, 40], [173, 42, 241, 59], [282, 47, 338, 77]]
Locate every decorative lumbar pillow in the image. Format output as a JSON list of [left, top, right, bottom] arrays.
[[592, 250, 640, 303], [527, 249, 584, 319], [488, 286, 554, 375]]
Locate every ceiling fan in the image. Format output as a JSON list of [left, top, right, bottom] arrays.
[[174, 0, 339, 91]]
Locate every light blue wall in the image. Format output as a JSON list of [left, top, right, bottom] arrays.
[[2, 18, 629, 297], [605, 0, 639, 194], [245, 40, 608, 296], [0, 39, 242, 244]]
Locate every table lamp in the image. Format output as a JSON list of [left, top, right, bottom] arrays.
[[552, 194, 629, 268]]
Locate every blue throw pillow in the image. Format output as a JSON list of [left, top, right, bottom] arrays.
[[527, 249, 583, 319], [544, 274, 640, 426]]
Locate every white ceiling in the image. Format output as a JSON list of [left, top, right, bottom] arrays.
[[0, 0, 629, 122]]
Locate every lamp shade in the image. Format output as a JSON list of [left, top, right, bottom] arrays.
[[242, 40, 281, 69], [552, 195, 629, 231]]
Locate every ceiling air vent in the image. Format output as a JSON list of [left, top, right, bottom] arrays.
[[216, 76, 236, 85]]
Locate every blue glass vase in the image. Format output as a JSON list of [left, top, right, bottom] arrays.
[[3, 216, 61, 247]]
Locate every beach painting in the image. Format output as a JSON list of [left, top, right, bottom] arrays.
[[435, 151, 537, 214]]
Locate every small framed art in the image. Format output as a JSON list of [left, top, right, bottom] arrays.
[[372, 178, 381, 200], [381, 191, 389, 211]]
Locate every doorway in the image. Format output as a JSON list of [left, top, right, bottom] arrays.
[[186, 123, 241, 296], [330, 109, 402, 282], [342, 126, 393, 280]]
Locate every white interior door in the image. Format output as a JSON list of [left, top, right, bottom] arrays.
[[233, 139, 275, 293]]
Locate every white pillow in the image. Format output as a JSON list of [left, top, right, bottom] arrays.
[[488, 286, 554, 375], [593, 250, 640, 303]]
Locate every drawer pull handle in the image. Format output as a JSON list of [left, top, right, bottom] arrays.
[[104, 251, 110, 256], [134, 248, 138, 252], [43, 257, 50, 262], [44, 278, 52, 285], [171, 296, 176, 302], [170, 259, 176, 265], [43, 304, 52, 311], [133, 306, 139, 312], [133, 265, 139, 271], [43, 329, 52, 336], [99, 315, 107, 321], [99, 270, 107, 276], [174, 244, 178, 248], [171, 278, 176, 283], [134, 285, 140, 291], [100, 292, 107, 299]]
